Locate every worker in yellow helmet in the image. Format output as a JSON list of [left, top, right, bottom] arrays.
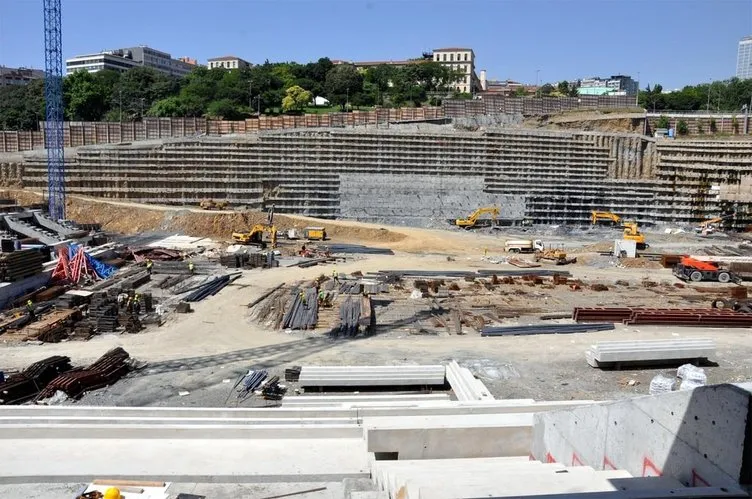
[[103, 487, 122, 499]]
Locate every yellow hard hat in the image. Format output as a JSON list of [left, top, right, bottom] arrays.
[[103, 487, 122, 499]]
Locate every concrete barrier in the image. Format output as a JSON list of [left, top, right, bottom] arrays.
[[364, 413, 533, 459], [531, 383, 752, 489]]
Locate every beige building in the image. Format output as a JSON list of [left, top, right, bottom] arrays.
[[432, 47, 480, 94], [207, 56, 252, 70]]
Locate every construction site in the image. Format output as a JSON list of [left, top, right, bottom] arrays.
[[1, 106, 752, 498]]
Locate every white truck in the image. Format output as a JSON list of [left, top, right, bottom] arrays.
[[504, 239, 544, 253]]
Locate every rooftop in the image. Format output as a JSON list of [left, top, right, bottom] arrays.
[[207, 55, 248, 62], [433, 47, 474, 52]]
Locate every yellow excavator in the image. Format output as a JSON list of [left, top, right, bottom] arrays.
[[622, 221, 647, 249], [454, 207, 500, 229], [695, 214, 733, 234], [232, 224, 277, 248], [591, 211, 621, 226]]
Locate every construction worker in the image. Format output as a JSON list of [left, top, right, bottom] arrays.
[[188, 260, 195, 275], [332, 267, 339, 284], [133, 294, 142, 315], [26, 299, 35, 319], [318, 289, 326, 306], [126, 296, 133, 314], [299, 290, 307, 307], [145, 258, 153, 275], [103, 487, 122, 499]]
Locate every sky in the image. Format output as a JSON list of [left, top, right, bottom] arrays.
[[1, 0, 751, 89]]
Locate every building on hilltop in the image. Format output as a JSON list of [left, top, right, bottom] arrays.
[[178, 57, 199, 66], [207, 56, 252, 70], [334, 47, 482, 95], [737, 36, 752, 79], [0, 66, 45, 87], [66, 46, 198, 77], [432, 48, 481, 94], [577, 75, 637, 96]]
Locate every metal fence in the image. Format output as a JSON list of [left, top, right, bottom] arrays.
[[0, 108, 448, 153]]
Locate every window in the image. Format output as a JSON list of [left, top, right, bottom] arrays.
[[450, 53, 454, 61], [442, 53, 446, 61], [464, 53, 468, 61]]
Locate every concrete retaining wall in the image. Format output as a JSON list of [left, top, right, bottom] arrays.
[[531, 383, 752, 489]]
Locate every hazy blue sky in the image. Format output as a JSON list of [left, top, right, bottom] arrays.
[[1, 0, 750, 89]]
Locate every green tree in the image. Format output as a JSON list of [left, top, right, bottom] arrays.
[[513, 87, 527, 97], [676, 119, 689, 135], [148, 96, 184, 117], [63, 70, 113, 121], [557, 81, 570, 95], [206, 98, 245, 119], [282, 85, 313, 112], [657, 115, 670, 129], [0, 79, 45, 130], [539, 83, 554, 96], [324, 65, 363, 109]]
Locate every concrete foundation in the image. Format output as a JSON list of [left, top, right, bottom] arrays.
[[531, 383, 752, 489]]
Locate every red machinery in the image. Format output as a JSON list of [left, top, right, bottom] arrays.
[[673, 256, 738, 283]]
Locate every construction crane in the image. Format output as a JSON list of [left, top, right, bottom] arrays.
[[454, 207, 500, 229], [43, 0, 66, 221]]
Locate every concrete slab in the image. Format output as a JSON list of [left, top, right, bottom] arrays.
[[0, 438, 369, 483], [586, 339, 715, 367]]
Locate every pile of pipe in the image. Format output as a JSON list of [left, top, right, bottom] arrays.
[[481, 322, 615, 336], [182, 273, 239, 303]]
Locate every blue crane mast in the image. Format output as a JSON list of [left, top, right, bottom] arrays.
[[43, 0, 66, 221]]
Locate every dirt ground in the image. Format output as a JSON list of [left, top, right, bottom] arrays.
[[1, 194, 751, 406]]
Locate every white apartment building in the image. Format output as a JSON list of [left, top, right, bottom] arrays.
[[432, 47, 480, 94], [207, 56, 252, 70], [66, 46, 197, 77], [737, 36, 752, 79]]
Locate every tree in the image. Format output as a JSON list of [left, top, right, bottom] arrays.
[[677, 119, 689, 135], [324, 65, 363, 109], [206, 98, 245, 120], [539, 83, 555, 96], [513, 87, 527, 97], [557, 81, 570, 95], [0, 79, 45, 130], [657, 115, 670, 129], [282, 85, 313, 112], [64, 70, 112, 121]]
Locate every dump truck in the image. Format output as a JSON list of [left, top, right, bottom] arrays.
[[591, 211, 621, 226], [673, 256, 739, 283], [504, 239, 544, 253], [303, 226, 326, 241], [622, 222, 647, 250], [454, 207, 500, 229]]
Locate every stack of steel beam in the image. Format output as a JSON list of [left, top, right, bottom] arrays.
[[574, 307, 752, 326], [481, 323, 615, 337], [281, 287, 318, 329], [37, 347, 130, 399], [0, 356, 72, 404]]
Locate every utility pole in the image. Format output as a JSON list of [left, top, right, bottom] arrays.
[[346, 87, 350, 110], [119, 88, 123, 123]]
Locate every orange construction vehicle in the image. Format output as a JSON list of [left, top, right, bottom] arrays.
[[673, 256, 739, 284]]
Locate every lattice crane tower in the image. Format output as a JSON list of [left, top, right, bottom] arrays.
[[43, 0, 66, 221]]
